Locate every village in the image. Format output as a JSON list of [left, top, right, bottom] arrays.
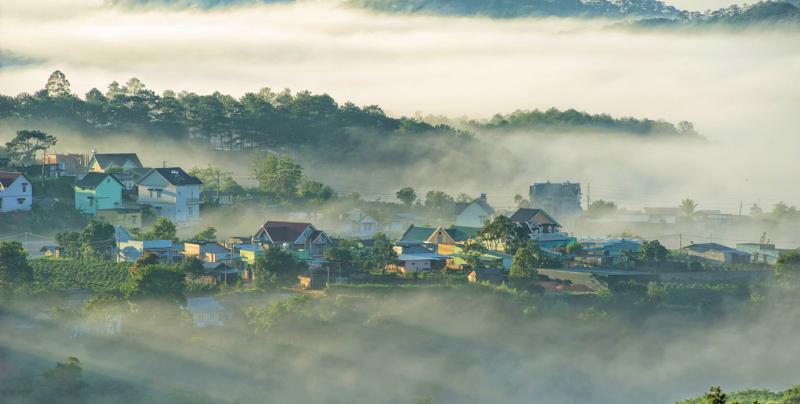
[[3, 144, 798, 332]]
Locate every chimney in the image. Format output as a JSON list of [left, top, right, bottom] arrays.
[[479, 193, 487, 201]]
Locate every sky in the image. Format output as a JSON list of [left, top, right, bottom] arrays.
[[1, 0, 799, 212]]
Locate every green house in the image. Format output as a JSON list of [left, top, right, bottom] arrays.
[[74, 172, 124, 215]]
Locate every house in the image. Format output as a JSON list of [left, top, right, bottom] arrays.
[[118, 240, 178, 262], [342, 208, 379, 239], [579, 238, 641, 257], [43, 153, 88, 177], [40, 245, 62, 258], [468, 268, 506, 285], [399, 225, 481, 246], [74, 172, 124, 215], [136, 167, 202, 224], [455, 193, 494, 228], [385, 213, 416, 234], [253, 221, 331, 259], [390, 246, 449, 273], [0, 172, 32, 212], [96, 208, 142, 228], [183, 241, 231, 262], [88, 153, 143, 173], [683, 243, 751, 265], [186, 297, 228, 327], [298, 269, 329, 290], [509, 208, 574, 249], [198, 262, 239, 285], [736, 243, 792, 265], [643, 207, 681, 224], [530, 181, 582, 221]]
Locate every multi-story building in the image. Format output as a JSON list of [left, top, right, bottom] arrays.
[[0, 171, 32, 212], [529, 181, 582, 221], [136, 167, 202, 224]]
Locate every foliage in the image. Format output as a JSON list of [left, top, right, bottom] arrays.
[[776, 251, 800, 279], [129, 251, 160, 274], [253, 246, 307, 289], [40, 357, 85, 399], [679, 384, 800, 404], [122, 263, 186, 303], [565, 240, 583, 254], [680, 198, 698, 216], [188, 164, 242, 197], [4, 129, 57, 160], [479, 215, 520, 252], [245, 294, 313, 334], [472, 107, 695, 136], [509, 244, 539, 281], [370, 232, 399, 274], [424, 190, 455, 213], [325, 241, 359, 277], [193, 226, 217, 241], [251, 153, 304, 199], [640, 239, 669, 263], [55, 219, 116, 259], [0, 241, 33, 289], [586, 199, 617, 218], [142, 217, 178, 241], [395, 187, 417, 206], [31, 258, 130, 292]]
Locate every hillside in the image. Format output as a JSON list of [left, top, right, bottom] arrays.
[[0, 72, 697, 164]]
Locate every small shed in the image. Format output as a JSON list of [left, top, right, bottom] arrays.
[[468, 268, 506, 285], [40, 245, 62, 258], [186, 297, 227, 328]]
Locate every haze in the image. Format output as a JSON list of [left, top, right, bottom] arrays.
[[1, 0, 799, 209]]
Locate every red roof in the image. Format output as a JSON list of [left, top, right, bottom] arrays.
[[0, 171, 23, 188], [260, 221, 312, 243]]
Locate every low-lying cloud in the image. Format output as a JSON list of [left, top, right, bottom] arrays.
[[1, 0, 798, 210]]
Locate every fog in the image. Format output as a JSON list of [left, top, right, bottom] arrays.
[[1, 1, 799, 212], [2, 285, 799, 404]]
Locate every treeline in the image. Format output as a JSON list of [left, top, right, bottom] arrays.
[[0, 71, 466, 156], [678, 385, 800, 404], [633, 1, 800, 29], [466, 108, 697, 137]]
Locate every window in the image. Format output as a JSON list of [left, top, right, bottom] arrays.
[[149, 190, 154, 198], [21, 183, 28, 192], [188, 206, 193, 215], [89, 198, 94, 207], [17, 197, 25, 205], [156, 190, 162, 199]]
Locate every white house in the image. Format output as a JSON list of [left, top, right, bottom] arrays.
[[88, 153, 144, 173], [0, 172, 32, 212], [342, 208, 378, 238], [186, 297, 228, 328], [136, 167, 202, 224], [455, 193, 494, 228]]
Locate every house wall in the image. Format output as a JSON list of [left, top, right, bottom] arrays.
[[0, 176, 32, 212], [74, 178, 123, 215], [401, 259, 431, 273], [96, 210, 142, 228], [137, 175, 201, 223], [456, 203, 492, 228]]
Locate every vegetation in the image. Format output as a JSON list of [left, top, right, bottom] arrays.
[[55, 220, 116, 259], [4, 129, 57, 161], [30, 258, 130, 292], [252, 247, 307, 289], [678, 385, 800, 404], [469, 107, 698, 137]]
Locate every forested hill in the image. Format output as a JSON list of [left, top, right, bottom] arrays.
[[632, 1, 800, 29], [110, 0, 800, 27], [347, 0, 681, 18], [0, 72, 696, 161], [462, 109, 698, 137]]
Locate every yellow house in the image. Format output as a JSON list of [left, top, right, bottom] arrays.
[[96, 208, 142, 228], [88, 153, 143, 173]]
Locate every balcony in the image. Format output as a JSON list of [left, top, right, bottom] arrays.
[[185, 197, 201, 204]]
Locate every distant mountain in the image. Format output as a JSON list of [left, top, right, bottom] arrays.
[[346, 0, 682, 18], [632, 1, 800, 28]]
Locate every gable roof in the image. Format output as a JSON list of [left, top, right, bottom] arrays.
[[148, 167, 203, 186], [0, 171, 26, 188], [92, 153, 143, 169], [445, 226, 481, 242], [347, 208, 375, 223], [258, 221, 313, 244], [400, 225, 437, 243], [509, 208, 561, 227], [455, 198, 495, 216], [75, 172, 124, 189], [684, 243, 750, 256]]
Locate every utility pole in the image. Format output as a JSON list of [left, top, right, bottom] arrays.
[[586, 183, 591, 208], [216, 170, 220, 203], [679, 233, 682, 249], [739, 200, 743, 216]]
